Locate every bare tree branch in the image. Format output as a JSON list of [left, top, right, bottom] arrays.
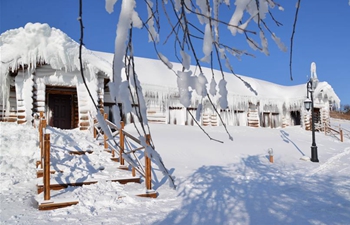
[[289, 0, 302, 81]]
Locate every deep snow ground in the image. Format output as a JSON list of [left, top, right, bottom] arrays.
[[0, 120, 350, 225]]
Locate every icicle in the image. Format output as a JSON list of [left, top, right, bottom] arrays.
[[180, 50, 191, 70], [201, 24, 213, 63], [218, 78, 228, 109], [209, 77, 217, 96]]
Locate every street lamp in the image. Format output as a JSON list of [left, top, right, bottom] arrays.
[[304, 79, 319, 162]]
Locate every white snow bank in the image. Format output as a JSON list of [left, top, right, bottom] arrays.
[[2, 119, 350, 224]]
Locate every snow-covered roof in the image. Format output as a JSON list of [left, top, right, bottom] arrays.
[[0, 23, 340, 111], [93, 51, 340, 110], [0, 22, 112, 77]]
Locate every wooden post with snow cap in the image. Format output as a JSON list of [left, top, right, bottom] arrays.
[[268, 148, 274, 163], [119, 121, 125, 165], [37, 115, 43, 168], [104, 113, 108, 150], [38, 114, 47, 169], [340, 126, 343, 142], [145, 134, 152, 190], [43, 133, 51, 201], [93, 119, 97, 139]]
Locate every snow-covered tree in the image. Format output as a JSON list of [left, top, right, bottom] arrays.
[[104, 0, 295, 141]]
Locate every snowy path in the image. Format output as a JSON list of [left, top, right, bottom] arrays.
[[308, 147, 350, 176]]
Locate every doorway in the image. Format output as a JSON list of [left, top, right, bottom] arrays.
[[48, 94, 72, 129], [290, 111, 301, 126], [46, 86, 77, 129]]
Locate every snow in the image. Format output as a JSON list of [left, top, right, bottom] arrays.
[[1, 118, 350, 224], [0, 23, 112, 76], [201, 24, 213, 63], [0, 23, 341, 126]]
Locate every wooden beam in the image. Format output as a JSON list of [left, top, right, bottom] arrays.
[[69, 150, 93, 155], [137, 191, 158, 198], [104, 113, 108, 150], [38, 200, 79, 211], [37, 181, 98, 194], [43, 133, 50, 201], [145, 134, 152, 190], [119, 121, 125, 165]]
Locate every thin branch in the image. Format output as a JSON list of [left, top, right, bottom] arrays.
[[187, 109, 224, 143], [78, 0, 98, 110], [289, 0, 302, 81]]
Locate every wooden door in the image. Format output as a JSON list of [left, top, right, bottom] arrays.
[[49, 94, 72, 129], [313, 108, 320, 124]]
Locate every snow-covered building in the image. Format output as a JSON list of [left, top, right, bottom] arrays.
[[0, 23, 340, 130]]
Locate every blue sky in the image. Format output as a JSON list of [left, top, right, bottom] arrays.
[[1, 0, 349, 106]]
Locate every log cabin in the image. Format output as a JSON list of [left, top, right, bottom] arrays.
[[0, 23, 340, 130]]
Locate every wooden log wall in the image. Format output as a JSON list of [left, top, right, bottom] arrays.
[[77, 85, 90, 130], [247, 109, 259, 127], [0, 86, 17, 122], [34, 77, 46, 116]]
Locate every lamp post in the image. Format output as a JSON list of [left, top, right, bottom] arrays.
[[304, 79, 319, 162]]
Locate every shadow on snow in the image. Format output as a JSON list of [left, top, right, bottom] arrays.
[[154, 155, 350, 225]]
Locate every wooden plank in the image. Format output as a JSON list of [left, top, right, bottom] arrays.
[[123, 131, 141, 144], [137, 191, 158, 198], [111, 157, 120, 162], [69, 150, 93, 155], [38, 200, 79, 210], [36, 169, 61, 178], [37, 181, 98, 194], [118, 165, 129, 170], [108, 177, 141, 184]]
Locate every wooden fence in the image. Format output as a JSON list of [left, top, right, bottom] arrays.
[[35, 113, 79, 210], [93, 114, 157, 197], [320, 122, 348, 142]]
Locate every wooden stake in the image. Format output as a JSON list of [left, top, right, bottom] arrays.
[[39, 119, 43, 169], [39, 118, 47, 169], [340, 128, 343, 142], [93, 119, 97, 139], [43, 133, 51, 201], [145, 134, 152, 190], [104, 113, 108, 150], [132, 167, 136, 177], [269, 155, 274, 163], [119, 121, 125, 165]]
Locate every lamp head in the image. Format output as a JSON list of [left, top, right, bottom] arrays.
[[304, 98, 312, 111]]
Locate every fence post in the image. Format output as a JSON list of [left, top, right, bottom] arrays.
[[340, 128, 343, 142], [40, 118, 47, 169], [132, 167, 136, 177], [104, 113, 108, 150], [145, 134, 152, 190], [119, 121, 125, 165], [93, 119, 97, 139], [43, 133, 51, 201], [38, 118, 43, 168]]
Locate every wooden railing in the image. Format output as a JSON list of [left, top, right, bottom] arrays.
[[35, 112, 79, 210], [321, 122, 347, 142], [93, 114, 155, 192]]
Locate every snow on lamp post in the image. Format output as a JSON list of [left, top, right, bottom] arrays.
[[304, 79, 319, 163]]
